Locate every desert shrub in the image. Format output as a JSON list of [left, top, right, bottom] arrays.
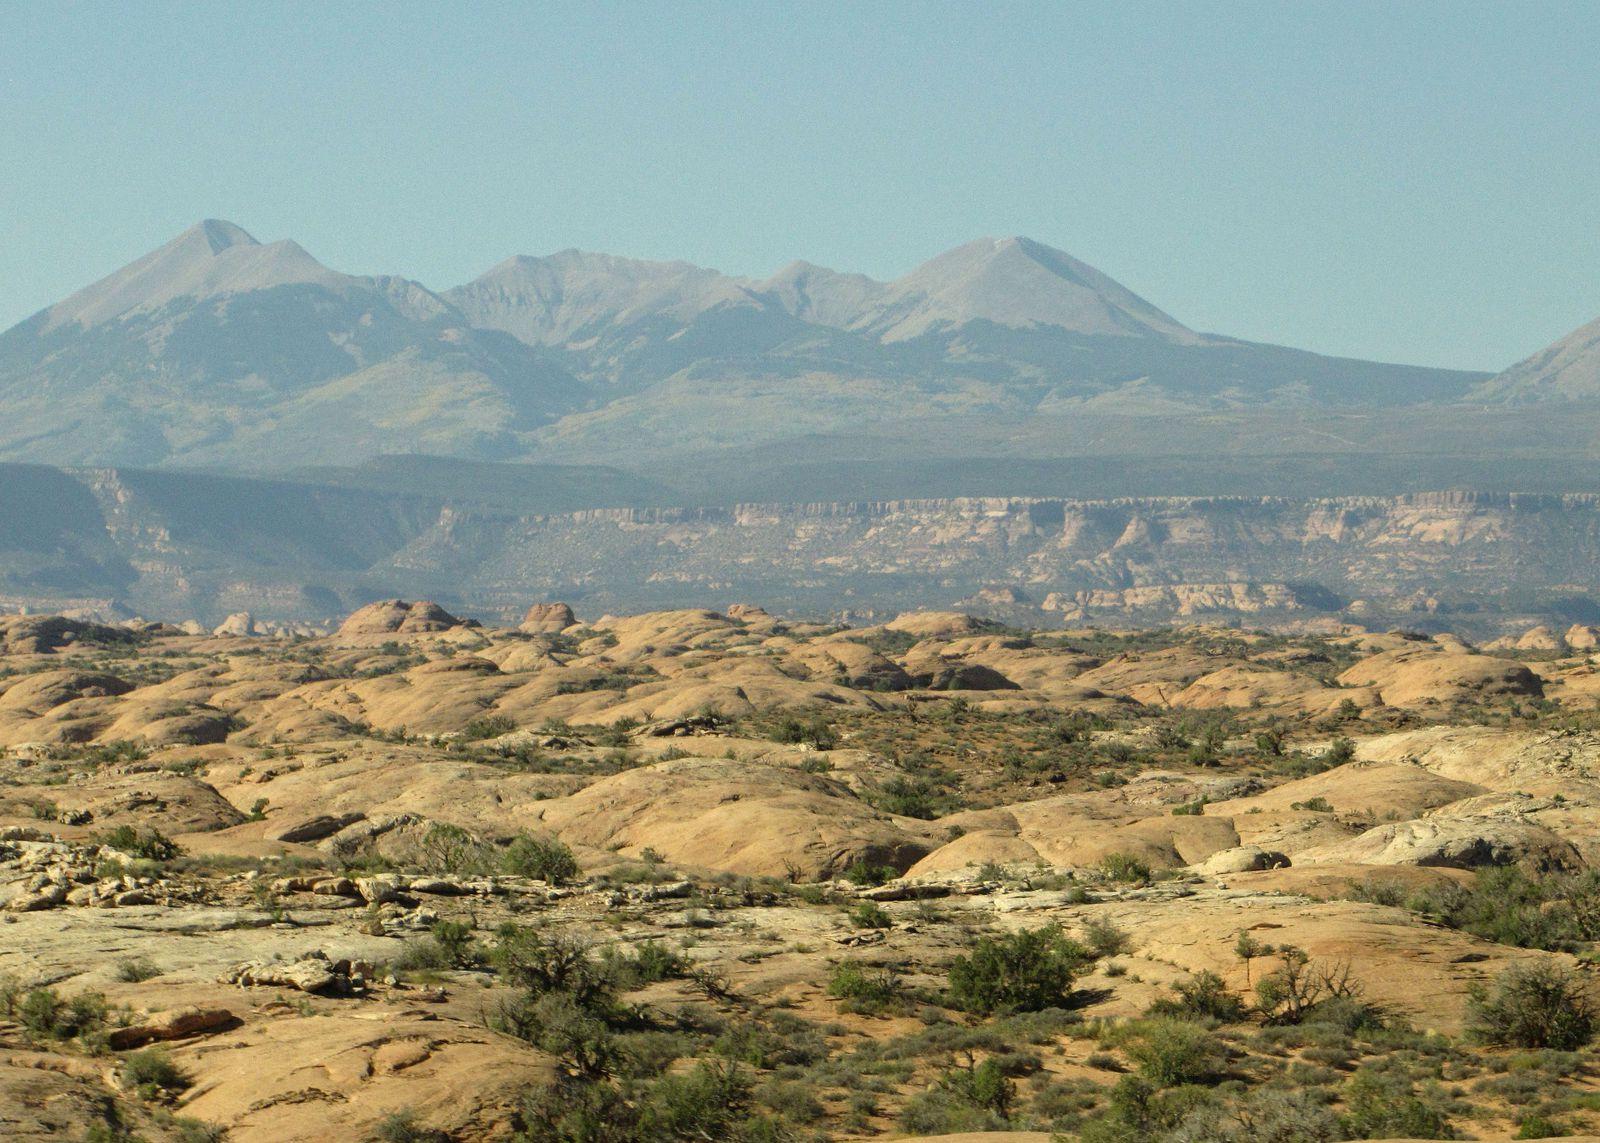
[[948, 924, 1093, 1014], [492, 926, 616, 1011], [503, 834, 581, 884], [1147, 971, 1247, 1024], [1402, 866, 1600, 952], [759, 1078, 826, 1123], [18, 987, 108, 1042], [173, 1121, 228, 1143], [373, 1109, 450, 1142], [1082, 916, 1132, 958], [1077, 1074, 1218, 1142], [1100, 852, 1152, 884], [849, 901, 892, 929], [394, 922, 479, 974], [114, 957, 161, 983], [769, 715, 837, 750], [639, 1061, 770, 1141], [864, 774, 956, 819], [1469, 962, 1596, 1050], [604, 939, 689, 988], [517, 990, 624, 1079], [827, 961, 903, 1012], [615, 1030, 695, 1079], [95, 824, 182, 861], [1301, 994, 1388, 1036], [1323, 736, 1356, 766], [406, 822, 494, 875], [1162, 1087, 1345, 1142], [122, 1047, 188, 1099], [462, 714, 517, 740], [517, 1077, 641, 1142], [1340, 1066, 1453, 1139], [898, 1088, 1009, 1135], [713, 1012, 828, 1069], [393, 935, 454, 973], [841, 860, 895, 887], [1515, 1113, 1571, 1139], [1121, 1018, 1226, 1087]]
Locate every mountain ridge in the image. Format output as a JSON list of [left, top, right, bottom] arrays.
[[0, 219, 1529, 471]]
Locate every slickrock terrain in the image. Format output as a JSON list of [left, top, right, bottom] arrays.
[[7, 605, 1600, 1140]]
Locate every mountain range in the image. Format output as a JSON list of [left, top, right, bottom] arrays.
[[9, 219, 1593, 471]]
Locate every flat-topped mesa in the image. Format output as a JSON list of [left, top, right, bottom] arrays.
[[518, 602, 577, 634], [336, 599, 472, 637]]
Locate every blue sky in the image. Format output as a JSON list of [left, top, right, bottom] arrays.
[[3, 1, 1596, 369]]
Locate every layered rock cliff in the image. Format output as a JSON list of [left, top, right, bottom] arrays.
[[4, 465, 1599, 633]]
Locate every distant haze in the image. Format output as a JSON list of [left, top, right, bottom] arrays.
[[4, 3, 1599, 369], [1, 220, 1512, 470]]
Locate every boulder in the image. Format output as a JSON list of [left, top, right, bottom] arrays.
[[1567, 625, 1600, 650], [212, 612, 258, 637], [1297, 815, 1581, 871], [266, 812, 367, 844], [107, 1007, 235, 1050], [337, 600, 469, 636], [1197, 846, 1289, 876], [519, 602, 576, 634]]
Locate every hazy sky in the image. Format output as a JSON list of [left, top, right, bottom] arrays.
[[4, 1, 1596, 369]]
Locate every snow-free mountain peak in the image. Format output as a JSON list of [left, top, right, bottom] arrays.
[[1474, 311, 1600, 402], [43, 219, 351, 331], [851, 235, 1199, 344], [447, 249, 760, 346]]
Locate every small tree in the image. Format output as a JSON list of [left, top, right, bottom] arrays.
[[1254, 946, 1359, 1026], [502, 834, 581, 885], [948, 924, 1093, 1014]]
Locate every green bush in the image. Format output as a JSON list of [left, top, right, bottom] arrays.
[[502, 834, 581, 884], [114, 957, 162, 983], [1341, 1066, 1453, 1139], [1099, 852, 1152, 884], [492, 926, 616, 1011], [1082, 916, 1132, 958], [1146, 970, 1247, 1023], [122, 1047, 188, 1098], [948, 924, 1093, 1014], [604, 939, 689, 987], [95, 824, 182, 861], [639, 1061, 767, 1141], [462, 714, 517, 740], [1469, 962, 1596, 1050], [827, 961, 903, 1012], [849, 901, 892, 930], [770, 715, 837, 750], [1395, 866, 1600, 952], [18, 987, 108, 1042], [841, 860, 895, 887], [1121, 1018, 1226, 1087]]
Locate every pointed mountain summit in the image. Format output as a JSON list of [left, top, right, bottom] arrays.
[[44, 219, 351, 331], [758, 260, 887, 328], [849, 236, 1199, 344], [1474, 312, 1600, 401]]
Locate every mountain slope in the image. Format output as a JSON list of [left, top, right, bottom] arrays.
[[836, 235, 1200, 343], [0, 222, 1496, 470], [0, 222, 585, 467], [1474, 313, 1600, 401]]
